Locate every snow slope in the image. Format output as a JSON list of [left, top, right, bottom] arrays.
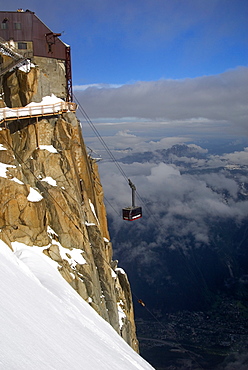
[[0, 241, 154, 370]]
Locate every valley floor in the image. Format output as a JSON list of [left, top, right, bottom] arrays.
[[136, 297, 248, 369]]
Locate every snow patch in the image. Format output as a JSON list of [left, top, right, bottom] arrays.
[[0, 144, 7, 150], [111, 269, 117, 278], [39, 145, 58, 153], [116, 267, 126, 275], [27, 187, 43, 202], [48, 236, 87, 268], [0, 163, 15, 178], [28, 94, 63, 106], [67, 248, 87, 267], [18, 60, 35, 73], [118, 300, 127, 330], [89, 199, 99, 224], [85, 221, 96, 226], [41, 176, 57, 186], [47, 226, 58, 237], [11, 177, 24, 185]]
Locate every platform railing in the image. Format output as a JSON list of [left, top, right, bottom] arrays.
[[0, 101, 77, 124]]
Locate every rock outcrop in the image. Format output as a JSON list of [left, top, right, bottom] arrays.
[[0, 64, 138, 351]]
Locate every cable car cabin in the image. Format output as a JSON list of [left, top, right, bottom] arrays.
[[122, 206, 142, 221], [122, 179, 142, 221]]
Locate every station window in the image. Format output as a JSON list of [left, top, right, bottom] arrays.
[[1, 22, 8, 29], [18, 42, 27, 49], [14, 22, 21, 30]]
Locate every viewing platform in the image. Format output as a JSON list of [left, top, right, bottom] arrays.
[[0, 96, 77, 125]]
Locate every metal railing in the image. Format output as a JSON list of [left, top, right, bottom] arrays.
[[0, 37, 33, 76], [0, 101, 77, 124], [0, 37, 24, 60], [0, 57, 27, 76]]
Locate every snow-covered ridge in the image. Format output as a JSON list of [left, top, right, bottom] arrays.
[[0, 240, 154, 370]]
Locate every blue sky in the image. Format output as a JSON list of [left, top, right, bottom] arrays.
[[4, 0, 248, 85]]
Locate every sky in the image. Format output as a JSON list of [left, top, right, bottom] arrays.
[[3, 0, 248, 85], [0, 239, 154, 369]]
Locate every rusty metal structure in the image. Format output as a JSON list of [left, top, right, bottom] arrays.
[[65, 46, 73, 102], [0, 10, 73, 102]]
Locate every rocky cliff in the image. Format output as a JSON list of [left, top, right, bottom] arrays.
[[0, 64, 138, 351]]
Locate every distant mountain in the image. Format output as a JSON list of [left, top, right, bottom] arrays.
[[120, 144, 208, 164]]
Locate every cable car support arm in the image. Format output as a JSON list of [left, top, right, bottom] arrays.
[[128, 179, 136, 207]]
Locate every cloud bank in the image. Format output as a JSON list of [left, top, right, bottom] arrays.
[[75, 67, 248, 136], [98, 145, 248, 265]]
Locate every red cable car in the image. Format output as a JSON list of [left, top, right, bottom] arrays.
[[122, 179, 142, 221]]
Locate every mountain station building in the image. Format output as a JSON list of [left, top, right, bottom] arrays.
[[0, 9, 72, 102]]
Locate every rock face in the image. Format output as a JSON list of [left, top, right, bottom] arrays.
[[2, 64, 39, 108], [0, 66, 138, 351]]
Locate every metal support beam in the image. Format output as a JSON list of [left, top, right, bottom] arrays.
[[128, 179, 136, 208], [65, 46, 73, 102]]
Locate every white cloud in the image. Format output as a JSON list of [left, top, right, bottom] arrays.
[[116, 130, 136, 138], [73, 83, 123, 91], [99, 143, 248, 262], [75, 67, 248, 140]]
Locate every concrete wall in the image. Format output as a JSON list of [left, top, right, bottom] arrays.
[[32, 56, 67, 102]]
